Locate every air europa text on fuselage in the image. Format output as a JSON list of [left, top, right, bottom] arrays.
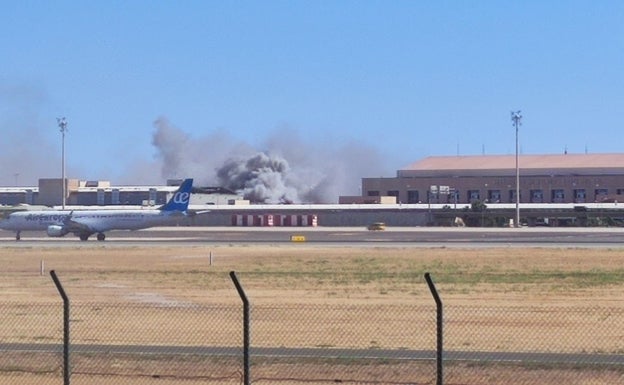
[[25, 213, 70, 222]]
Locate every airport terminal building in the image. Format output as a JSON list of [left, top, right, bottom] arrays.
[[361, 153, 624, 205]]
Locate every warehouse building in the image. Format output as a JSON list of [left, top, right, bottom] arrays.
[[361, 153, 624, 205], [0, 179, 241, 207]]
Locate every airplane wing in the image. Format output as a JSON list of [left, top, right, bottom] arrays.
[[186, 209, 211, 217], [61, 212, 99, 235]]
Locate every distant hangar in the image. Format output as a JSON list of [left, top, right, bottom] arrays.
[[360, 153, 624, 205]]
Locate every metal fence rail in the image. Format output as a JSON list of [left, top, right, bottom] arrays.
[[0, 271, 623, 384]]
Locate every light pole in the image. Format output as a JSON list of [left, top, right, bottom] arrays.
[[57, 117, 68, 209], [511, 111, 522, 228]]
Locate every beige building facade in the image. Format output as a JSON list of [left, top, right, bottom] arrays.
[[362, 154, 624, 205]]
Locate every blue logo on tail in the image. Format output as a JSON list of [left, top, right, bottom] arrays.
[[160, 179, 193, 212]]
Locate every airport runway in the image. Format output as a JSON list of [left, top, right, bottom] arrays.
[[2, 226, 624, 247]]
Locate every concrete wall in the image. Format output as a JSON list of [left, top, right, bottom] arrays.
[[37, 179, 79, 206], [188, 209, 429, 227]]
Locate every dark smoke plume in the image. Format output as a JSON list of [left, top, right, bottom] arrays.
[[151, 117, 390, 203], [216, 152, 299, 203]]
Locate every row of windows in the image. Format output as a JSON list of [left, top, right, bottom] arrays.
[[0, 190, 168, 206], [75, 190, 167, 206], [369, 188, 624, 204], [78, 213, 144, 219], [0, 192, 35, 205]]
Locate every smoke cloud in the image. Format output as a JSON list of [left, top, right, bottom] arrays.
[[0, 92, 390, 203], [151, 117, 390, 203], [216, 152, 299, 203]]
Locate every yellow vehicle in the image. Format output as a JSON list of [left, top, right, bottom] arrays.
[[367, 222, 386, 231]]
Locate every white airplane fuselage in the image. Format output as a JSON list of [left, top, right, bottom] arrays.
[[0, 178, 193, 241], [1, 209, 183, 233]]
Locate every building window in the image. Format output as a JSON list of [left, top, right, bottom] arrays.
[[428, 190, 441, 203], [594, 188, 608, 201], [147, 188, 157, 205], [387, 190, 399, 202], [617, 189, 624, 196], [467, 190, 480, 202], [367, 190, 380, 196], [487, 190, 501, 203], [574, 189, 586, 203], [25, 189, 34, 205], [407, 190, 419, 203], [450, 189, 460, 204], [112, 189, 120, 205], [551, 189, 564, 203], [530, 189, 543, 203], [97, 188, 105, 205]]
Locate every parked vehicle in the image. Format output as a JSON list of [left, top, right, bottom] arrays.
[[367, 222, 386, 231]]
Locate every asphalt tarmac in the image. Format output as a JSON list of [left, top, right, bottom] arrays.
[[2, 342, 622, 367], [2, 226, 624, 247]]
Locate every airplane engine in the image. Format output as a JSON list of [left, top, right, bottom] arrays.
[[47, 225, 69, 237]]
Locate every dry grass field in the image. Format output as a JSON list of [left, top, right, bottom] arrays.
[[2, 244, 623, 304], [1, 244, 624, 384]]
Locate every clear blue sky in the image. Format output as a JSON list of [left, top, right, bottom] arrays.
[[2, 1, 624, 195]]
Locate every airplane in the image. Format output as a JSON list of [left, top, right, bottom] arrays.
[[0, 178, 193, 241]]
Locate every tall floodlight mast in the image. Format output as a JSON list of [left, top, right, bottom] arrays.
[[511, 111, 522, 228], [57, 117, 68, 210]]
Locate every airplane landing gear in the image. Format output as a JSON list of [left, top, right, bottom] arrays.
[[79, 233, 90, 241], [97, 233, 105, 241], [15, 231, 21, 241]]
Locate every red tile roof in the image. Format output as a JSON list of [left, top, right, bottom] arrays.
[[402, 154, 624, 171]]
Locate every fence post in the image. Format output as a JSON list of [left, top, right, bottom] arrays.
[[230, 271, 250, 385], [50, 270, 70, 385], [425, 272, 443, 385]]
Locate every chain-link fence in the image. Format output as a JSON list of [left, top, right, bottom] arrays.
[[444, 305, 624, 385], [1, 272, 623, 385]]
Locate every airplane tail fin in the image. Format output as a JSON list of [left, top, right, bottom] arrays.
[[160, 178, 193, 212]]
